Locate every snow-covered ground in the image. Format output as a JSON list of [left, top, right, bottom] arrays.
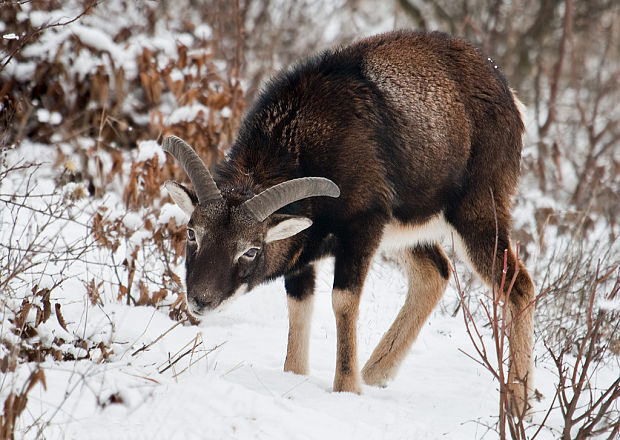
[[2, 145, 616, 440], [8, 252, 616, 440], [25, 269, 501, 440], [0, 256, 527, 440]]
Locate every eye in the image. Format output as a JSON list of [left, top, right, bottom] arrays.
[[187, 228, 196, 241], [241, 247, 259, 260]]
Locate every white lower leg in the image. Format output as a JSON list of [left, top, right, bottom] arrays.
[[284, 294, 314, 375], [332, 288, 361, 393], [506, 298, 534, 414]]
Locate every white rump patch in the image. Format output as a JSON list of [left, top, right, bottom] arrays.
[[510, 88, 527, 122]]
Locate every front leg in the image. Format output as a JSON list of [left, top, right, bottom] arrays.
[[284, 265, 315, 375], [332, 288, 362, 393], [331, 222, 381, 393]]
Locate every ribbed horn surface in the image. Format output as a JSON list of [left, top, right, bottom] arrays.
[[162, 136, 222, 205], [242, 177, 340, 222]]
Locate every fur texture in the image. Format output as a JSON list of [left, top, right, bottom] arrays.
[[166, 30, 534, 409]]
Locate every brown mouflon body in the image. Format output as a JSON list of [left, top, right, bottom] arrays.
[[162, 30, 534, 412]]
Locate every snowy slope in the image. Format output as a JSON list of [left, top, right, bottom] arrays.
[[2, 142, 617, 440], [22, 262, 497, 440], [7, 251, 601, 439]]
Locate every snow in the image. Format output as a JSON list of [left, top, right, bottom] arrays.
[[27, 7, 85, 28], [159, 202, 189, 225], [13, 262, 504, 439], [1, 150, 617, 438], [2, 174, 615, 440], [167, 102, 211, 124], [599, 298, 620, 311], [71, 24, 126, 60], [122, 212, 144, 231], [61, 181, 87, 198], [1, 60, 37, 79], [137, 140, 167, 165], [3, 132, 616, 438], [36, 108, 62, 125], [194, 24, 213, 40], [169, 68, 185, 82], [221, 106, 232, 118], [38, 274, 56, 290]]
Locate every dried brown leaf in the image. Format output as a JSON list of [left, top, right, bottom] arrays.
[[55, 303, 68, 332]]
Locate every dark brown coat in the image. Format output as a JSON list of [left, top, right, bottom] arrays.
[[164, 30, 534, 411]]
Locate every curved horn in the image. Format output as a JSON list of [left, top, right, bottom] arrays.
[[242, 177, 340, 222], [162, 136, 222, 205]]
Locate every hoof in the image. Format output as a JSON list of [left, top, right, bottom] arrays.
[[333, 373, 362, 394], [361, 363, 390, 388]]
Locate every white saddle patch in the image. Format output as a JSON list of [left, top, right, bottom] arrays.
[[379, 213, 470, 263]]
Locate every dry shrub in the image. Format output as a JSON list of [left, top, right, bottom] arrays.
[[456, 246, 619, 439], [535, 217, 620, 357], [1, 0, 245, 175], [1, 0, 248, 424], [546, 263, 619, 440], [2, 1, 246, 318], [0, 367, 46, 440], [149, 42, 245, 168], [9, 3, 241, 133], [1, 282, 113, 369]]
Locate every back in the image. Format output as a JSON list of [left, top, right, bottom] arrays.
[[356, 31, 524, 222], [223, 30, 523, 224]]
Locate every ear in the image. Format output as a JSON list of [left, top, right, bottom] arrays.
[[164, 181, 197, 216], [265, 216, 313, 243]]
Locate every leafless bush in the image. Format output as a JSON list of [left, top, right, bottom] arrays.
[[89, 149, 198, 323], [0, 155, 118, 356], [455, 239, 619, 439], [0, 366, 46, 440], [453, 243, 533, 439], [1, 0, 245, 168], [2, 0, 248, 321], [0, 157, 104, 439], [535, 224, 620, 357], [1, 166, 87, 291], [0, 153, 201, 437], [545, 263, 619, 440]]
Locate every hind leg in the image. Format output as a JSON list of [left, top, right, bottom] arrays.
[[362, 244, 450, 387], [448, 201, 535, 413], [504, 264, 535, 414]]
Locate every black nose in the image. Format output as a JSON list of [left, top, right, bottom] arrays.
[[192, 297, 213, 310]]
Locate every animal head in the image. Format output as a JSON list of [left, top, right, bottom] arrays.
[[161, 136, 339, 317]]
